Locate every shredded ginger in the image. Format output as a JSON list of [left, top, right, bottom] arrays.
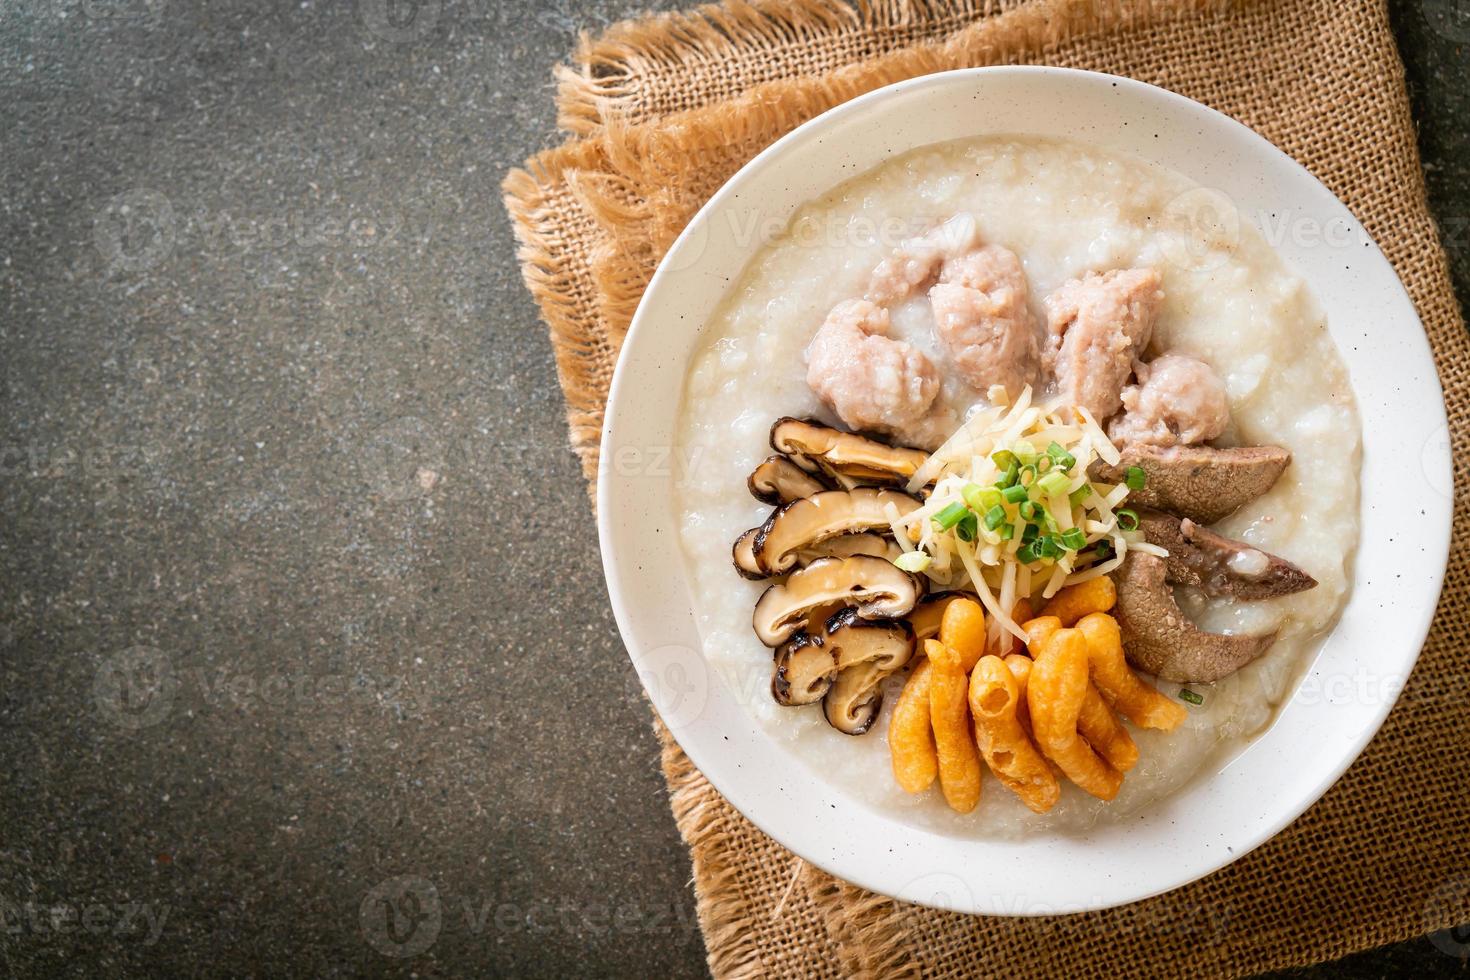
[[896, 387, 1155, 645]]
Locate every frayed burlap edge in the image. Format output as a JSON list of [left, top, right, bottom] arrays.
[[555, 0, 1018, 134], [503, 143, 615, 490], [556, 0, 1236, 134]]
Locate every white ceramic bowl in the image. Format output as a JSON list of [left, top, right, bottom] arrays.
[[596, 67, 1452, 914]]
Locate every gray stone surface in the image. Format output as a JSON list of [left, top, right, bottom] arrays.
[[0, 0, 1464, 976]]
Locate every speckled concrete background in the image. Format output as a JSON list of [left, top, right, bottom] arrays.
[[0, 1, 1465, 976]]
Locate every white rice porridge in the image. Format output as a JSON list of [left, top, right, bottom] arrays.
[[672, 135, 1361, 837]]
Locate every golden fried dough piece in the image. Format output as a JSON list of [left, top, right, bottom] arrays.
[[939, 596, 987, 672], [1004, 653, 1068, 779], [925, 639, 982, 813], [1028, 629, 1125, 801], [1040, 576, 1117, 626], [1002, 653, 1034, 732], [1076, 683, 1139, 772], [1076, 612, 1187, 731], [1024, 615, 1138, 771], [889, 659, 938, 793], [1023, 616, 1064, 657], [970, 656, 1059, 813], [908, 592, 967, 642]]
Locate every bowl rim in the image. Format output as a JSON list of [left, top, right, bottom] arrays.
[[596, 65, 1453, 915]]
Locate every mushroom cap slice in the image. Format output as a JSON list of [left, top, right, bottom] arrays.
[[771, 631, 836, 706], [747, 454, 831, 506], [753, 488, 922, 575], [770, 417, 930, 488], [1111, 552, 1277, 683], [732, 527, 767, 580], [736, 525, 898, 582], [826, 607, 916, 672], [824, 666, 887, 734], [1091, 444, 1291, 524], [821, 609, 915, 735], [752, 555, 920, 647], [796, 532, 898, 565], [1137, 509, 1317, 600]]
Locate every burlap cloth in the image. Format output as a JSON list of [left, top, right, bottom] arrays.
[[503, 1, 1470, 975]]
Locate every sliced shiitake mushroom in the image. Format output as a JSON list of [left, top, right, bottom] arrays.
[[752, 555, 921, 647], [738, 520, 903, 581], [1091, 444, 1291, 525], [752, 488, 921, 575], [796, 532, 898, 565], [732, 527, 766, 580], [736, 520, 901, 582], [747, 454, 830, 506], [770, 601, 843, 705], [821, 609, 915, 735], [771, 630, 835, 706], [770, 417, 929, 488], [1136, 509, 1316, 600], [1111, 552, 1277, 683]]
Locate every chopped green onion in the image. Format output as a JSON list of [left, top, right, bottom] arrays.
[[996, 522, 1015, 541], [1125, 466, 1148, 491], [1011, 440, 1037, 463], [990, 450, 1017, 472], [1036, 471, 1070, 497], [1047, 442, 1077, 471], [933, 502, 969, 531], [961, 482, 986, 511], [1001, 484, 1029, 504], [964, 483, 1003, 513], [983, 504, 1007, 531], [1018, 463, 1037, 487], [996, 461, 1020, 489], [1037, 535, 1062, 560], [1035, 455, 1053, 474], [1093, 539, 1114, 560], [1116, 509, 1140, 531], [1069, 485, 1093, 506], [1021, 523, 1040, 545], [1060, 527, 1087, 551], [1178, 688, 1204, 706], [1016, 542, 1039, 564], [894, 551, 931, 573], [955, 512, 979, 542], [1018, 500, 1039, 521], [1040, 509, 1059, 534]]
